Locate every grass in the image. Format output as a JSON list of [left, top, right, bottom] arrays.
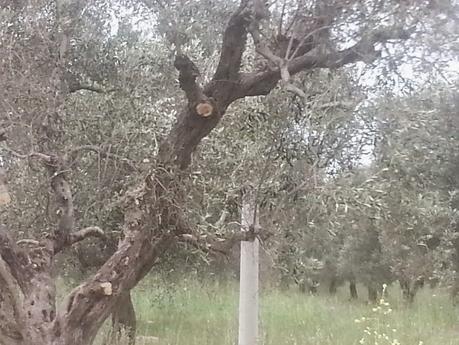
[[121, 277, 459, 345]]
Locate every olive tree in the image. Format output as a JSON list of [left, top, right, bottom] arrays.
[[0, 0, 457, 344]]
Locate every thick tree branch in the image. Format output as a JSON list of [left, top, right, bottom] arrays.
[[68, 83, 116, 94], [174, 54, 216, 118], [246, 3, 311, 99], [0, 319, 22, 345], [321, 26, 412, 68], [212, 1, 251, 82], [0, 226, 23, 279], [9, 151, 79, 250], [1, 146, 108, 253], [47, 160, 74, 240], [175, 200, 268, 256], [68, 226, 105, 246], [288, 26, 412, 73], [53, 233, 174, 342], [0, 255, 26, 337], [54, 226, 105, 254], [250, 23, 283, 65], [238, 25, 414, 98], [0, 129, 6, 142], [0, 227, 32, 339], [178, 227, 268, 256], [174, 54, 203, 102]]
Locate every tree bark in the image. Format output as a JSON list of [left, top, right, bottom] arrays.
[[367, 284, 378, 303], [111, 292, 136, 345], [329, 277, 338, 295], [349, 279, 358, 300], [400, 277, 424, 304]]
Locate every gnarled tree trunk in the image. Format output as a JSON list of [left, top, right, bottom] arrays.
[[367, 283, 379, 304], [399, 277, 424, 303], [111, 292, 136, 345], [329, 277, 338, 295]]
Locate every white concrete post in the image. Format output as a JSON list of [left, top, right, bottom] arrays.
[[238, 185, 259, 345]]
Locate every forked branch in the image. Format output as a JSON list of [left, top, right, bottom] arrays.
[[239, 24, 414, 98]]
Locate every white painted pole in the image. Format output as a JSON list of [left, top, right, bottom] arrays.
[[238, 185, 259, 345]]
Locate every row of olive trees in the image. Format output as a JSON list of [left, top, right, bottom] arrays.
[[272, 85, 458, 302]]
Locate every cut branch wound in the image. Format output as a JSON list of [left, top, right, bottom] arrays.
[[174, 54, 216, 118], [196, 102, 214, 118]]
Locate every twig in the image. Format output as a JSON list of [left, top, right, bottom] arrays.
[[1, 147, 53, 163], [66, 145, 138, 172]]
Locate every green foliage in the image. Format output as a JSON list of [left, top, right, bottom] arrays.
[[273, 83, 459, 293]]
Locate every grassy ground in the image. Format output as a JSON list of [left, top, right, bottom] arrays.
[[116, 277, 459, 345]]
